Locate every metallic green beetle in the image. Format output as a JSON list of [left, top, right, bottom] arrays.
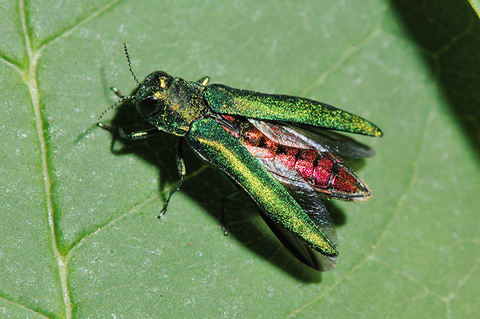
[[99, 45, 382, 271]]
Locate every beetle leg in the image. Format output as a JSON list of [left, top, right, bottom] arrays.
[[118, 128, 161, 140], [196, 76, 210, 86], [159, 138, 186, 218], [220, 188, 240, 235], [110, 87, 125, 98], [97, 123, 161, 140], [216, 171, 241, 235]]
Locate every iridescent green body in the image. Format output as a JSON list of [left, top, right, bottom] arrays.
[[134, 72, 207, 135], [100, 59, 382, 271], [188, 118, 337, 257], [134, 73, 340, 257], [205, 84, 383, 137]]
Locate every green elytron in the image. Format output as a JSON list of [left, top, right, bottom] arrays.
[[99, 45, 382, 271]]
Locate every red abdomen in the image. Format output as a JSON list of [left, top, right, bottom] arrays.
[[220, 115, 370, 201]]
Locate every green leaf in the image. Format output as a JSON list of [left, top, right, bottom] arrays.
[[469, 0, 480, 17], [1, 0, 479, 317]]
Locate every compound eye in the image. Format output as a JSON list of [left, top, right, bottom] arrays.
[[136, 96, 163, 118]]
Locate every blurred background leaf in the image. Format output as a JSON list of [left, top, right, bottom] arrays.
[[469, 0, 480, 17]]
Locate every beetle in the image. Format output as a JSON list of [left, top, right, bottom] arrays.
[[98, 45, 382, 271]]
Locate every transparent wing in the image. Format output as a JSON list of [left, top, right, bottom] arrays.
[[246, 145, 338, 271], [188, 117, 338, 271], [248, 119, 371, 202], [251, 119, 375, 158], [289, 124, 376, 158]]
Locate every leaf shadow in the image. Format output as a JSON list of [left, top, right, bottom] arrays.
[[390, 0, 480, 163], [100, 100, 182, 193], [101, 98, 355, 281]]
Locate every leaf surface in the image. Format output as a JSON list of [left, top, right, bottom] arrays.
[[1, 0, 479, 317]]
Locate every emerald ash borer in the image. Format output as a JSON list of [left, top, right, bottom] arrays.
[[98, 45, 383, 271]]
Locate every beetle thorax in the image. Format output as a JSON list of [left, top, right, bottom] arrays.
[[136, 72, 209, 136]]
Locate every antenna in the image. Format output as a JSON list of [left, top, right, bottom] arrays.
[[124, 43, 139, 85], [97, 95, 135, 120], [97, 44, 139, 121]]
